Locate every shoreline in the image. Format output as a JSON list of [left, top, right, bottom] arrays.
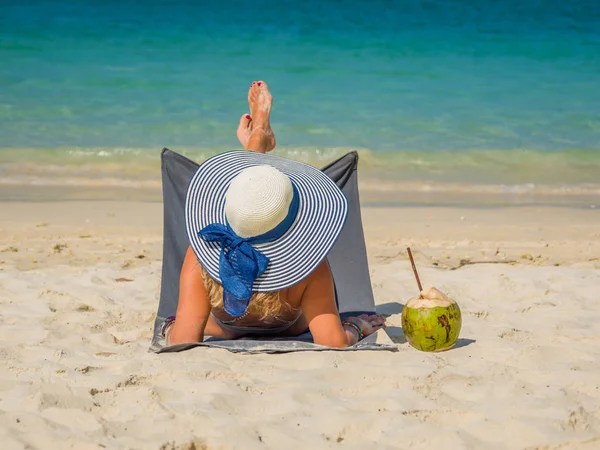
[[0, 187, 598, 209], [2, 147, 600, 207]]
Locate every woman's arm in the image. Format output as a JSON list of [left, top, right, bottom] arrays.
[[167, 246, 211, 345], [300, 260, 360, 348]]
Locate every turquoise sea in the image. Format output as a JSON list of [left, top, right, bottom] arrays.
[[1, 0, 599, 205]]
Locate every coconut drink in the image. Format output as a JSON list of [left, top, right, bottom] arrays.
[[402, 248, 462, 352], [401, 287, 462, 352]]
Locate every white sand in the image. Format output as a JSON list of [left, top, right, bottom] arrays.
[[1, 202, 599, 449]]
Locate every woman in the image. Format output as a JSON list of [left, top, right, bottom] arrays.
[[165, 81, 385, 348]]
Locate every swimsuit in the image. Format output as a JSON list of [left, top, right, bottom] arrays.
[[211, 309, 303, 336]]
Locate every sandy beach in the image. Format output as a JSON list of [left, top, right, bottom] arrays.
[[1, 201, 599, 449]]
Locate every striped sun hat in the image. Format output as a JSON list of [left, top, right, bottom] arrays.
[[185, 151, 348, 316]]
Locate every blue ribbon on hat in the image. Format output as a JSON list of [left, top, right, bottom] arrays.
[[198, 184, 300, 317]]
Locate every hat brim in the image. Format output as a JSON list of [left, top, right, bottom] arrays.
[[185, 151, 348, 292]]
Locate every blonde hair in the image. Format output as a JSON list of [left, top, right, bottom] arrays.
[[198, 265, 291, 320]]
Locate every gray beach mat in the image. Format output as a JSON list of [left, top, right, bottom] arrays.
[[150, 149, 396, 354]]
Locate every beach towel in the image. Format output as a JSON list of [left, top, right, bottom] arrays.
[[150, 148, 396, 354]]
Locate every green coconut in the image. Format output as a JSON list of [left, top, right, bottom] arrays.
[[401, 287, 462, 352]]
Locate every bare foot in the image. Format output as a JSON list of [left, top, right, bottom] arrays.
[[245, 81, 276, 153], [236, 114, 252, 149]]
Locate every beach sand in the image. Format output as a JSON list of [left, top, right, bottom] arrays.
[[1, 201, 599, 449]]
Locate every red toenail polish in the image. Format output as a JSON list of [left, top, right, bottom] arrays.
[[257, 82, 262, 86], [245, 114, 251, 119]]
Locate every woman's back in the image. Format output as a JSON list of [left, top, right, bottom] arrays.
[[201, 262, 310, 336]]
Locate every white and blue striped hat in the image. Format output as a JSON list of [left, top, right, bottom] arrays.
[[185, 151, 348, 303]]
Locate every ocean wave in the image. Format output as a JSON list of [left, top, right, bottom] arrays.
[[1, 145, 599, 194]]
